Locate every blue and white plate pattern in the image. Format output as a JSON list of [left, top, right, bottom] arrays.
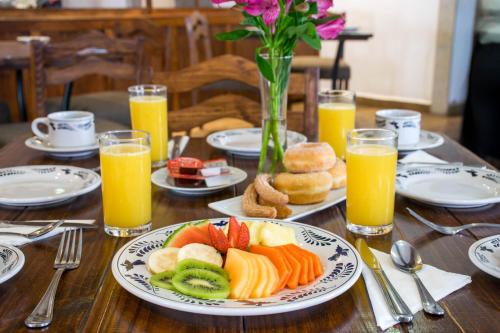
[[0, 244, 25, 284], [0, 165, 101, 206], [468, 235, 500, 279], [25, 136, 99, 158], [396, 166, 500, 208], [398, 130, 444, 152], [206, 128, 307, 157], [111, 218, 362, 316]]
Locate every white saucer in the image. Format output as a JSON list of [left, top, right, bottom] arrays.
[[151, 167, 247, 196], [396, 166, 500, 208], [206, 128, 307, 157], [0, 165, 101, 206], [25, 136, 99, 158], [398, 130, 444, 152], [0, 244, 25, 284], [468, 235, 500, 279]]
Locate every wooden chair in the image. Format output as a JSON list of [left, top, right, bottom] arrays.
[[29, 30, 144, 122], [153, 54, 319, 139], [185, 11, 213, 66]]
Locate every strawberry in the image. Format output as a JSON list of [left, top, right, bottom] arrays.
[[208, 224, 229, 253], [236, 222, 250, 250], [227, 216, 241, 248]]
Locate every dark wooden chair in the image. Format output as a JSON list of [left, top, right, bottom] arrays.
[[152, 54, 319, 139], [185, 11, 213, 66], [29, 30, 144, 124]]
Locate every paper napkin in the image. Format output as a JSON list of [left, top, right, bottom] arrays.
[[398, 150, 448, 165], [0, 226, 68, 247], [167, 136, 190, 160], [362, 248, 471, 331]]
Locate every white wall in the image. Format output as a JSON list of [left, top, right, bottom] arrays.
[[320, 0, 440, 103]]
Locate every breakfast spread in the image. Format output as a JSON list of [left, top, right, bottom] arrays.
[[146, 217, 322, 300], [241, 142, 347, 217]]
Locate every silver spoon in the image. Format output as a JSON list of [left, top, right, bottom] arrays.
[[390, 240, 445, 316]]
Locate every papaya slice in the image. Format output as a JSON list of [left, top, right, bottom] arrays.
[[280, 246, 309, 285], [284, 244, 315, 282], [249, 245, 291, 292], [277, 247, 303, 288]]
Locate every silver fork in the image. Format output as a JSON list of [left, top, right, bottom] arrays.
[[407, 208, 500, 235], [25, 228, 83, 328], [0, 220, 64, 239]]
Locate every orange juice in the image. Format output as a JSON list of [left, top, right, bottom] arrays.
[[346, 144, 397, 227], [100, 144, 151, 228], [130, 96, 168, 163], [318, 103, 356, 159]]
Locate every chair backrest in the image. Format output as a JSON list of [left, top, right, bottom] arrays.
[[184, 11, 213, 66], [29, 30, 144, 118], [153, 54, 319, 139]]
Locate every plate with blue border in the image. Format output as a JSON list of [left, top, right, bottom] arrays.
[[111, 218, 362, 316], [468, 235, 500, 279], [0, 244, 25, 284]]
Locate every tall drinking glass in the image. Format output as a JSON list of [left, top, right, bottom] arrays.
[[318, 90, 356, 159], [346, 129, 398, 235], [128, 85, 168, 167], [99, 130, 152, 237]]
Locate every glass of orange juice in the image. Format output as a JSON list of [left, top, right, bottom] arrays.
[[99, 130, 152, 237], [128, 85, 168, 167], [318, 90, 356, 159], [346, 129, 398, 235]]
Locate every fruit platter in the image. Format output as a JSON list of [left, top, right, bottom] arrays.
[[111, 217, 362, 316]]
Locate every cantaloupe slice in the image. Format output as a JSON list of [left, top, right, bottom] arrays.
[[249, 254, 267, 298], [276, 247, 300, 289], [280, 246, 309, 285], [260, 255, 279, 297], [249, 245, 291, 293], [284, 244, 315, 282], [239, 251, 259, 299], [224, 248, 250, 299]]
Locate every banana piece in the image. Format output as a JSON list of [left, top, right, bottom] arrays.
[[147, 247, 180, 274], [177, 243, 223, 267]]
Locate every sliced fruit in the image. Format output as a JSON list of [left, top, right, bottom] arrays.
[[177, 243, 223, 267], [147, 247, 180, 274], [171, 268, 230, 299], [246, 221, 265, 246], [176, 258, 229, 280], [249, 245, 291, 292], [236, 222, 250, 250], [163, 224, 211, 248], [224, 248, 251, 299], [150, 270, 176, 290], [208, 223, 229, 253], [276, 247, 300, 289], [284, 244, 315, 282], [259, 223, 297, 247], [247, 253, 266, 298], [227, 216, 241, 248], [286, 244, 323, 278], [256, 255, 278, 297], [238, 251, 258, 299], [193, 219, 211, 237], [280, 246, 309, 285]]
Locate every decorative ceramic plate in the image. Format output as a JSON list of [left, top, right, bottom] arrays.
[[398, 130, 444, 152], [151, 167, 247, 196], [111, 218, 362, 316], [0, 244, 25, 284], [206, 128, 307, 157], [209, 189, 346, 221], [0, 165, 101, 206], [468, 235, 500, 279], [25, 136, 99, 158], [396, 166, 500, 208]]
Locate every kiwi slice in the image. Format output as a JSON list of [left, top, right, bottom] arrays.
[[150, 270, 176, 291], [176, 259, 229, 280], [172, 268, 230, 299]]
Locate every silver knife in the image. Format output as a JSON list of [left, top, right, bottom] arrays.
[[356, 238, 413, 323], [0, 220, 97, 229]]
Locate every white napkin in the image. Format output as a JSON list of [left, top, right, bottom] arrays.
[[167, 136, 190, 160], [0, 226, 68, 247], [363, 248, 471, 331], [398, 150, 448, 165]]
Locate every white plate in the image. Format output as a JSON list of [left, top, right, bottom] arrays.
[[25, 136, 99, 158], [468, 235, 500, 279], [398, 130, 444, 151], [396, 166, 500, 208], [0, 165, 101, 206], [207, 128, 307, 157], [111, 218, 362, 316], [0, 244, 25, 284], [209, 189, 346, 221], [152, 167, 247, 196]]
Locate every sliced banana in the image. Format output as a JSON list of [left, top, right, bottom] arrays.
[[177, 243, 223, 267], [147, 247, 180, 274]]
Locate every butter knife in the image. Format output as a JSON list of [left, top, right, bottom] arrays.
[[356, 238, 413, 323]]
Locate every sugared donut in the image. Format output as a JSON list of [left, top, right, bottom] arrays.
[[284, 143, 336, 173], [274, 171, 333, 205], [328, 159, 346, 189]]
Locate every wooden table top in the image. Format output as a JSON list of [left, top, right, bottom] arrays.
[[0, 41, 30, 69], [0, 133, 498, 333]]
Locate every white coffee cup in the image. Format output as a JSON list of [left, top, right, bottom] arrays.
[[375, 109, 421, 147], [31, 111, 96, 147]]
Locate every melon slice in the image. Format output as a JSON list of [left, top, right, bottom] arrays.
[[249, 245, 291, 292], [224, 248, 251, 299], [239, 251, 259, 299], [248, 254, 267, 298], [163, 224, 211, 248], [260, 255, 279, 297]]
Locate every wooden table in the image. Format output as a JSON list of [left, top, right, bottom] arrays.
[[0, 134, 499, 333]]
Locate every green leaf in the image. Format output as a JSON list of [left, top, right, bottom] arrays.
[[215, 29, 254, 41], [302, 30, 321, 50], [255, 53, 275, 82], [312, 14, 343, 25], [241, 16, 257, 26]]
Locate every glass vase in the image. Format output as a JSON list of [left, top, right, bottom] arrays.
[[258, 54, 292, 174]]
